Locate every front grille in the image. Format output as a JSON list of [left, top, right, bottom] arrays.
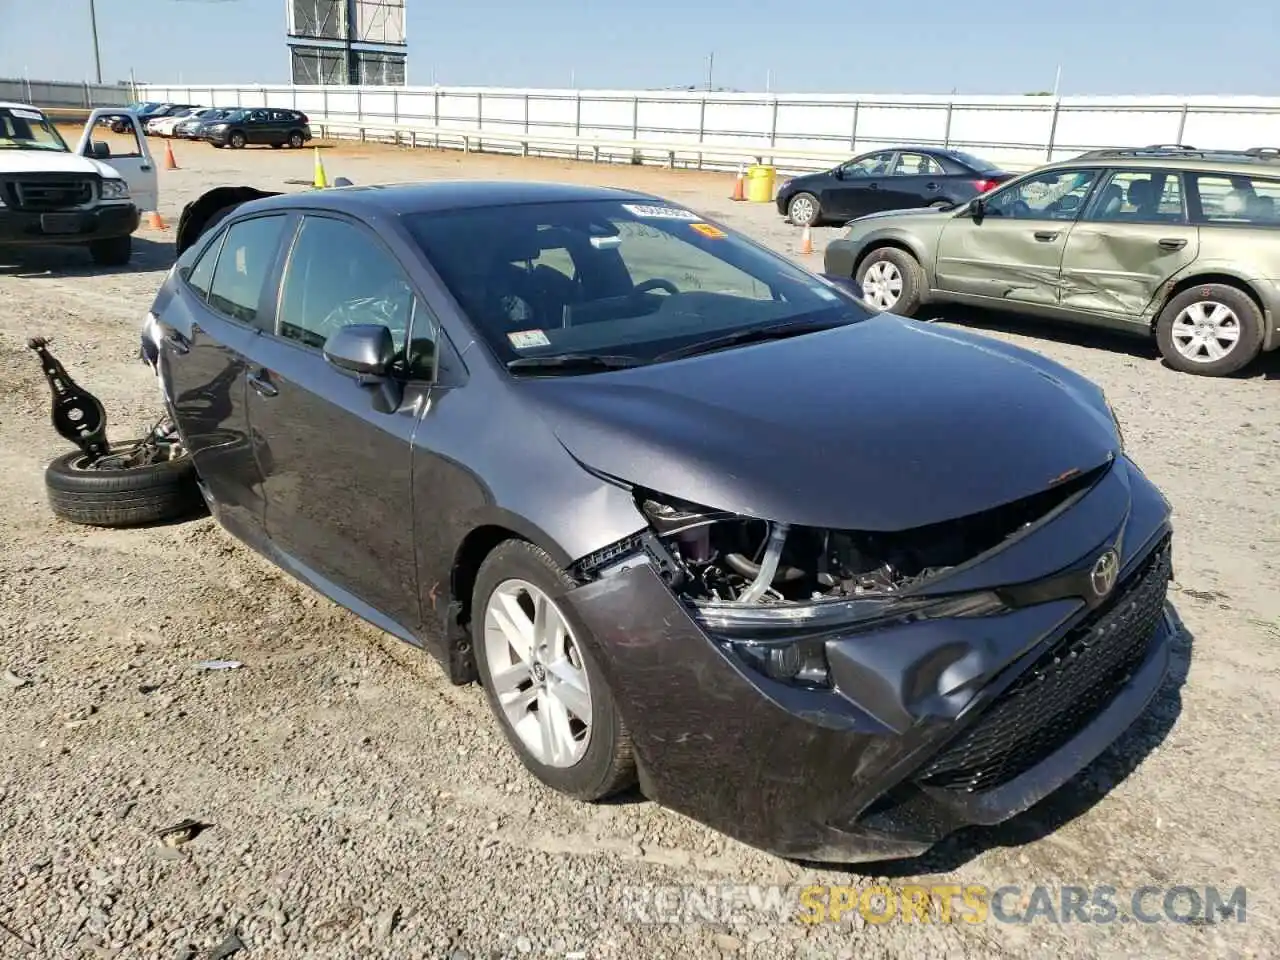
[[5, 177, 95, 211], [918, 536, 1172, 793]]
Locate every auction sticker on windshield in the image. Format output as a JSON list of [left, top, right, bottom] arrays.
[[507, 329, 551, 350], [622, 203, 700, 220], [689, 223, 727, 239], [11, 109, 45, 121]]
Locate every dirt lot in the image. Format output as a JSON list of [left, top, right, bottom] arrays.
[[1, 134, 1278, 960]]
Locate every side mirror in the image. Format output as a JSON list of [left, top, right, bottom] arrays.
[[832, 166, 845, 180], [89, 141, 111, 160], [969, 198, 985, 221], [323, 324, 395, 381]]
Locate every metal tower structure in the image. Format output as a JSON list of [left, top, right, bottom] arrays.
[[287, 0, 407, 86]]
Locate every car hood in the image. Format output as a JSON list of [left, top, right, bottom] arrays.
[[0, 150, 110, 176], [849, 205, 953, 225], [520, 316, 1120, 531]]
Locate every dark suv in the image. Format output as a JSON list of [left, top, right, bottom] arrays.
[[825, 146, 1280, 376], [202, 109, 312, 150]]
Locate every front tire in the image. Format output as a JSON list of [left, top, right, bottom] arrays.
[[855, 246, 925, 316], [1155, 283, 1264, 376], [88, 235, 132, 267], [472, 539, 635, 801], [229, 131, 246, 149], [44, 443, 205, 528], [787, 191, 821, 227]]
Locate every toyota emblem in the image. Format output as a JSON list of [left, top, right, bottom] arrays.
[[1090, 549, 1120, 598]]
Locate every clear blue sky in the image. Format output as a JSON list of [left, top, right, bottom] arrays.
[[2, 0, 1277, 95]]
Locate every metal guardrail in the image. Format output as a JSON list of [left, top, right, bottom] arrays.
[[311, 118, 1047, 174], [139, 83, 1280, 175]]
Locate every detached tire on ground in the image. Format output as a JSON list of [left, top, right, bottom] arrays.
[[855, 246, 925, 316], [44, 446, 205, 528], [1154, 282, 1264, 377], [471, 538, 636, 801]]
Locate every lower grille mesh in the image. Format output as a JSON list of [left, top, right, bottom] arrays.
[[918, 537, 1172, 793]]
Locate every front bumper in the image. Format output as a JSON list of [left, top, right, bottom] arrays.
[[0, 204, 139, 245], [563, 456, 1175, 863]]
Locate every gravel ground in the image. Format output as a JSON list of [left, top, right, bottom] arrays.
[[1, 134, 1278, 960]]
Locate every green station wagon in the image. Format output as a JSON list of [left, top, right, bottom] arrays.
[[824, 146, 1280, 376]]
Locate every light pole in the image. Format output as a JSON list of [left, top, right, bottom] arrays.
[[88, 0, 103, 83]]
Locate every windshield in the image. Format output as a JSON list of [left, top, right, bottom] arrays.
[[219, 110, 245, 122], [0, 107, 69, 151], [404, 198, 872, 369], [951, 151, 1002, 173]]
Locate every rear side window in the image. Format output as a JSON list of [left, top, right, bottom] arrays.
[[184, 228, 224, 301], [1088, 170, 1185, 222], [1189, 173, 1280, 225], [206, 215, 287, 327]]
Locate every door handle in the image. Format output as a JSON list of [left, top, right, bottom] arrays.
[[1158, 237, 1187, 250], [925, 182, 940, 190], [1034, 231, 1060, 242], [140, 164, 152, 172], [867, 183, 879, 190], [163, 331, 189, 354], [247, 371, 279, 398]]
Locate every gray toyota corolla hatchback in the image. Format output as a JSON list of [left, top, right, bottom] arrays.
[[139, 180, 1175, 863]]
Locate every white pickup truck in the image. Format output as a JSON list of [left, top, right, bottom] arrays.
[[0, 104, 158, 266]]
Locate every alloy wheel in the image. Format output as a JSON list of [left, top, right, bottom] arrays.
[[789, 196, 816, 225], [1170, 301, 1240, 363], [482, 579, 593, 768], [862, 261, 904, 311]]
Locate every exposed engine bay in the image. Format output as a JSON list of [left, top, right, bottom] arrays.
[[636, 462, 1107, 607]]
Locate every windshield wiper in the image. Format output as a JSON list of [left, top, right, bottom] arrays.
[[653, 317, 849, 363], [506, 353, 646, 374]]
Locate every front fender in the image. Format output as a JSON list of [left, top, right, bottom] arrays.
[[828, 226, 940, 286]]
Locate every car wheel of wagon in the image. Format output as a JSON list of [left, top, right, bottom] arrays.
[[88, 235, 132, 267], [229, 131, 246, 149], [472, 539, 636, 801], [856, 247, 924, 316], [44, 442, 206, 528], [1155, 283, 1264, 376], [288, 131, 305, 149], [787, 192, 821, 227]]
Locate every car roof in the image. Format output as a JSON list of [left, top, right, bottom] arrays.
[[1050, 147, 1280, 176], [242, 180, 664, 217], [0, 101, 42, 113]]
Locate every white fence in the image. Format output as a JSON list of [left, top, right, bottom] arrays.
[[2, 77, 133, 109], [139, 83, 1280, 174]]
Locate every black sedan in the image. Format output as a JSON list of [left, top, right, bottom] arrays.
[[140, 180, 1174, 863], [776, 147, 1014, 226]]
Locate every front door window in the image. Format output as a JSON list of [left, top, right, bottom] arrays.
[[985, 169, 1099, 220]]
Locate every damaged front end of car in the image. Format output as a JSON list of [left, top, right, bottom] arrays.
[[578, 461, 1108, 690], [558, 453, 1175, 862]]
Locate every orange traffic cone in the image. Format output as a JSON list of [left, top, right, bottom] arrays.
[[800, 224, 813, 255], [730, 164, 746, 201], [163, 140, 178, 171], [147, 211, 167, 230]]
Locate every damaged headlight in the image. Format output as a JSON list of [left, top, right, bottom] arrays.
[[636, 495, 1005, 690]]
